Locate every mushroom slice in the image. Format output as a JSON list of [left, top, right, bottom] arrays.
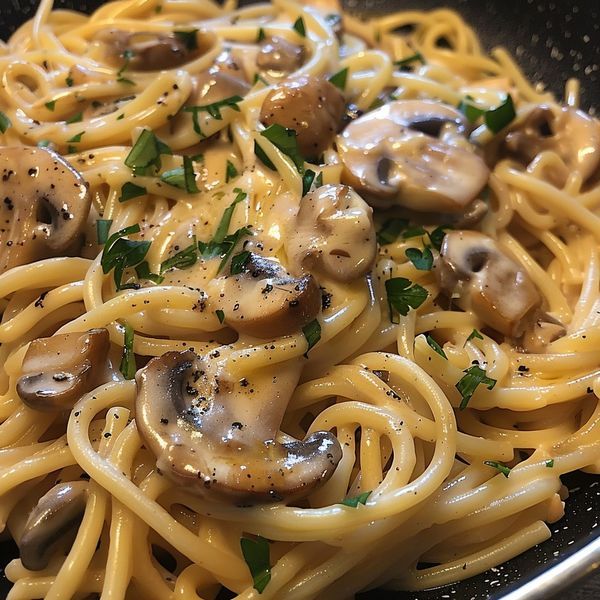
[[337, 101, 489, 212], [521, 312, 566, 354], [502, 104, 600, 183], [96, 29, 215, 71], [286, 184, 377, 281], [136, 350, 342, 504], [385, 99, 469, 137], [189, 69, 250, 106], [256, 36, 305, 77], [260, 75, 346, 159], [19, 481, 88, 571], [213, 253, 321, 339], [17, 329, 110, 412], [435, 231, 541, 338], [0, 146, 91, 273]]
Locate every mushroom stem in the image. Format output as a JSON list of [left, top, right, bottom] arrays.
[[136, 350, 342, 504]]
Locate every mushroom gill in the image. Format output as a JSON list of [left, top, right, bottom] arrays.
[[286, 184, 377, 282], [0, 146, 91, 274], [434, 231, 565, 349], [337, 100, 489, 213], [260, 75, 346, 159], [135, 350, 342, 504], [19, 481, 88, 571], [210, 253, 321, 339], [17, 329, 111, 412]]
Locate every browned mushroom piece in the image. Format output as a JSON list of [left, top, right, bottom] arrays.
[[17, 329, 111, 412], [286, 184, 377, 281], [96, 29, 215, 72], [260, 75, 345, 159], [19, 481, 88, 571], [212, 253, 321, 339], [188, 69, 250, 106], [136, 350, 342, 504], [0, 147, 91, 274], [501, 104, 600, 183], [337, 100, 490, 213], [435, 231, 542, 338], [521, 313, 566, 354], [256, 36, 305, 77]]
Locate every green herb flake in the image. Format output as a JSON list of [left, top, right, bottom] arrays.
[[240, 536, 271, 594], [116, 49, 135, 85], [65, 76, 74, 87], [293, 16, 306, 37], [260, 124, 305, 173], [458, 96, 486, 123], [426, 334, 447, 359], [45, 100, 56, 111], [96, 219, 113, 245], [545, 459, 554, 468], [302, 319, 321, 356], [302, 169, 318, 196], [0, 111, 11, 134], [483, 460, 511, 478], [405, 247, 433, 271], [257, 27, 266, 42], [485, 94, 516, 133], [119, 323, 136, 379], [456, 365, 497, 410], [230, 250, 251, 275], [394, 51, 425, 68], [134, 261, 164, 284], [385, 277, 428, 320], [66, 111, 83, 124], [254, 140, 276, 170], [377, 218, 408, 245], [427, 225, 451, 252], [119, 182, 147, 203], [125, 129, 172, 175], [67, 145, 77, 154], [100, 224, 152, 290], [184, 96, 243, 137], [215, 309, 225, 324], [341, 490, 371, 507], [117, 113, 125, 120], [329, 67, 348, 90], [466, 329, 483, 343], [315, 171, 323, 187], [174, 29, 198, 51], [214, 189, 247, 243], [160, 156, 199, 193], [226, 160, 238, 183], [67, 132, 84, 144], [160, 237, 198, 274], [402, 225, 427, 239], [253, 73, 269, 86]]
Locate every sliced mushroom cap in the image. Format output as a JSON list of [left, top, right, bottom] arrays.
[[136, 350, 341, 504], [521, 312, 566, 353], [384, 99, 469, 137], [260, 75, 345, 158], [256, 36, 305, 77], [434, 231, 541, 337], [189, 68, 250, 106], [0, 146, 91, 273], [286, 184, 377, 281], [17, 329, 110, 412], [502, 104, 600, 182], [96, 29, 215, 71], [337, 100, 490, 213], [213, 253, 321, 339], [19, 481, 88, 571]]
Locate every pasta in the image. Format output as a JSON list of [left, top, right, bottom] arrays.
[[0, 0, 599, 598]]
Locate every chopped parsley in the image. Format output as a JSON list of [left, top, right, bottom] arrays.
[[260, 124, 304, 173], [45, 100, 56, 111], [124, 129, 172, 175], [257, 27, 266, 42], [65, 76, 74, 87], [427, 225, 451, 251], [302, 319, 321, 357], [254, 141, 276, 170], [134, 261, 164, 285], [0, 111, 11, 134], [466, 329, 484, 343], [545, 459, 554, 468], [230, 251, 251, 275], [215, 309, 225, 324], [226, 160, 238, 183], [240, 536, 271, 594], [160, 156, 199, 193], [394, 52, 425, 68], [293, 16, 306, 37], [302, 169, 320, 196], [96, 219, 113, 245], [385, 277, 428, 321], [329, 67, 348, 91], [405, 247, 433, 271], [456, 365, 497, 410], [425, 334, 447, 359], [377, 218, 408, 245], [459, 94, 516, 133], [184, 96, 243, 137], [160, 237, 199, 274], [214, 189, 246, 243], [67, 132, 84, 143], [341, 490, 371, 507], [117, 49, 135, 85], [483, 460, 511, 478], [100, 224, 151, 290], [119, 182, 147, 203], [119, 323, 136, 380], [66, 111, 83, 124]]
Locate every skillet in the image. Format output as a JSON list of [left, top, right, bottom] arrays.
[[0, 1, 598, 598]]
